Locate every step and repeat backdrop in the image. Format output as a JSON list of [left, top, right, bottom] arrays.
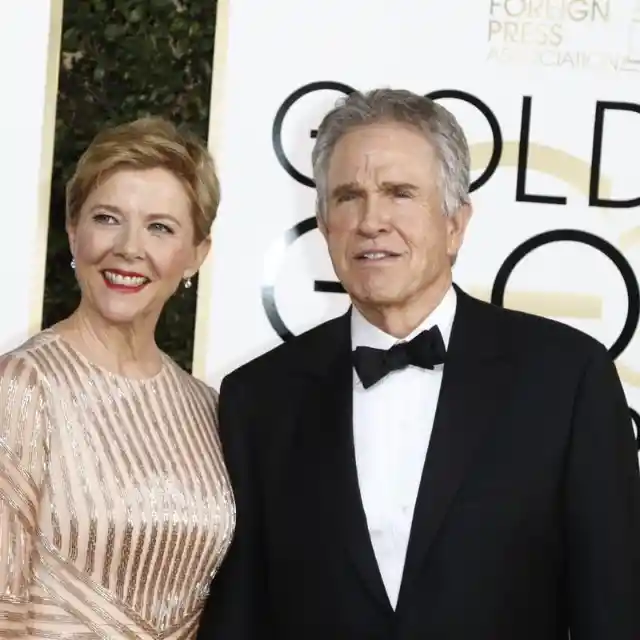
[[195, 0, 640, 448], [1, 0, 639, 451]]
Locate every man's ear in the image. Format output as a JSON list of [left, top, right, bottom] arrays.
[[317, 214, 328, 239], [446, 203, 473, 260]]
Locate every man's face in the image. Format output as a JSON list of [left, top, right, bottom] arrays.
[[319, 122, 471, 321]]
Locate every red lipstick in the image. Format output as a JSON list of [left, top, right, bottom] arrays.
[[102, 269, 150, 293]]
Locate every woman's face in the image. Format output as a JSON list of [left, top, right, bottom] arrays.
[[67, 166, 210, 328]]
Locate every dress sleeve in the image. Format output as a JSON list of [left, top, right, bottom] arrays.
[[0, 353, 48, 635]]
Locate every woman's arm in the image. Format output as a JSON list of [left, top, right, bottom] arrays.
[[0, 354, 48, 636]]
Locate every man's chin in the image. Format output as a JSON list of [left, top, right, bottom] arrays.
[[350, 289, 407, 308]]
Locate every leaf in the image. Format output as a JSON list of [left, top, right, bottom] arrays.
[[104, 23, 125, 41], [128, 7, 144, 22]]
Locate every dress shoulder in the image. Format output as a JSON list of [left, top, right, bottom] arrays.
[[162, 357, 220, 420], [0, 330, 65, 382]]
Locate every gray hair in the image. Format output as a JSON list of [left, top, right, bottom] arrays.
[[311, 88, 471, 219]]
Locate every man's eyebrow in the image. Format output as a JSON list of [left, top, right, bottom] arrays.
[[331, 182, 364, 198], [379, 181, 419, 192]]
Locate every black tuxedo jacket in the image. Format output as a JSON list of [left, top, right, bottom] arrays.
[[197, 288, 640, 639]]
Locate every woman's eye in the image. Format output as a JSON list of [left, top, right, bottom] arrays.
[[149, 222, 174, 234], [93, 213, 118, 224]]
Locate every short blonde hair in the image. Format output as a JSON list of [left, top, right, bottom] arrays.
[[66, 117, 220, 243]]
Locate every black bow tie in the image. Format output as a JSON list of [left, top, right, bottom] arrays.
[[352, 326, 446, 389]]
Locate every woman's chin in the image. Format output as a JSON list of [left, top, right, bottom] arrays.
[[89, 301, 154, 327]]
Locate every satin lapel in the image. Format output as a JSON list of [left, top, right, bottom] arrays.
[[288, 312, 392, 612], [396, 289, 514, 609]]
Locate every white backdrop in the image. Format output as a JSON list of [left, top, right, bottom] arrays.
[[0, 0, 637, 451], [0, 1, 62, 353], [195, 0, 640, 451]]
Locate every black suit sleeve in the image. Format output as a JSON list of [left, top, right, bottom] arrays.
[[197, 373, 271, 639], [565, 342, 640, 639]]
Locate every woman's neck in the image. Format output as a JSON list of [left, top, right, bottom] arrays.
[[54, 304, 163, 379]]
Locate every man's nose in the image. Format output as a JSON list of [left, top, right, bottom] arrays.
[[357, 196, 391, 236]]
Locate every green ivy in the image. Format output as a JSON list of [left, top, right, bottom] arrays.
[[44, 0, 217, 372]]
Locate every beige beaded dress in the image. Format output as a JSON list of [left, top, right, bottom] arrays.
[[0, 331, 235, 639]]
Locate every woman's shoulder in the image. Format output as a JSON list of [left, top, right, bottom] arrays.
[[0, 332, 62, 414], [163, 356, 219, 407], [0, 330, 59, 380]]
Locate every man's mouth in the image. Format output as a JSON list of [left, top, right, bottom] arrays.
[[355, 250, 401, 261]]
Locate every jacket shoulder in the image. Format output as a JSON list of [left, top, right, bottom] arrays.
[[466, 293, 609, 362], [221, 313, 347, 387]]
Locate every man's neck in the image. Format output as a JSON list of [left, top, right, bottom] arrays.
[[354, 279, 453, 339]]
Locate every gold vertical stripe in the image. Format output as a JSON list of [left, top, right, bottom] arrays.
[[192, 0, 230, 380], [31, 0, 64, 337], [144, 379, 195, 624]]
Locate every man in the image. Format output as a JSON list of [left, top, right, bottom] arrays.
[[198, 89, 640, 639]]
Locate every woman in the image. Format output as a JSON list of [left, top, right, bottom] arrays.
[[0, 117, 234, 638]]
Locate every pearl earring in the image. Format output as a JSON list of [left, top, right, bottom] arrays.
[[70, 258, 76, 270], [183, 277, 192, 289]]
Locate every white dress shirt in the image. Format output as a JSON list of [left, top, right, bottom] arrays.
[[351, 286, 457, 609]]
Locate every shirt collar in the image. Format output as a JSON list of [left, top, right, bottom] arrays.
[[350, 285, 457, 351]]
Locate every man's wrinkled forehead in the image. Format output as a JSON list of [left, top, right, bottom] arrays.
[[327, 124, 438, 186]]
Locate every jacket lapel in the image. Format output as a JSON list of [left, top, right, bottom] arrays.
[[396, 288, 515, 609], [288, 312, 393, 612]]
